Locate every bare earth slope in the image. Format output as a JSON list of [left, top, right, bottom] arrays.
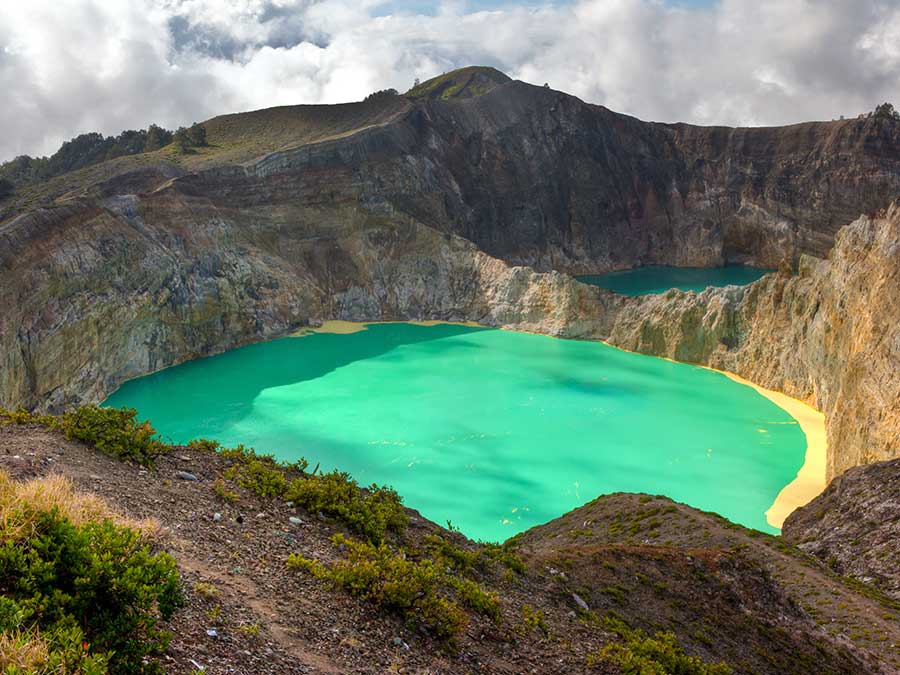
[[3, 425, 899, 674]]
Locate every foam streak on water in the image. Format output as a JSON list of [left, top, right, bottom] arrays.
[[104, 323, 806, 540]]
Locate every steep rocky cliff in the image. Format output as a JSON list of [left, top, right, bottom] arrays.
[[603, 206, 900, 480], [783, 457, 900, 603], [0, 66, 897, 483]]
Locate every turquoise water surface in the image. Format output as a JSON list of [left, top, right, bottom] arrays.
[[104, 323, 805, 540], [577, 265, 773, 296]]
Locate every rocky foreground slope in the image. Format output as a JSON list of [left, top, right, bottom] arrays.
[[784, 457, 900, 603], [0, 65, 898, 479], [3, 422, 900, 674]]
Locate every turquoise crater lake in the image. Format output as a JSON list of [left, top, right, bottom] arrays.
[[577, 265, 773, 296], [104, 323, 806, 540]]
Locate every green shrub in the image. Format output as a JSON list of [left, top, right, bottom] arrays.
[[479, 541, 526, 575], [587, 616, 731, 674], [212, 478, 238, 503], [0, 473, 183, 674], [224, 459, 287, 498], [60, 406, 169, 466], [423, 534, 481, 572], [1, 406, 169, 467], [423, 534, 525, 578], [187, 438, 221, 453], [446, 576, 501, 623], [285, 471, 406, 544], [217, 444, 309, 500], [287, 533, 505, 644], [0, 408, 57, 427], [521, 604, 550, 636]]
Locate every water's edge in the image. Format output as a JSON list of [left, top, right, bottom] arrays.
[[306, 321, 828, 530], [103, 319, 828, 533]]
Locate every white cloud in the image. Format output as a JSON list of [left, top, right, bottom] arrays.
[[2, 0, 899, 161]]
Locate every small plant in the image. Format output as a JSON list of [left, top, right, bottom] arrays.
[[188, 438, 221, 453], [237, 623, 261, 638], [212, 478, 238, 503], [521, 604, 550, 637], [587, 616, 732, 674], [0, 471, 183, 674], [482, 541, 527, 577], [192, 581, 220, 600], [285, 471, 407, 545], [224, 459, 286, 498]]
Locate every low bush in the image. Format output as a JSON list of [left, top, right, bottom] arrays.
[[224, 458, 287, 498], [212, 478, 239, 503], [0, 472, 182, 674], [423, 534, 525, 578], [285, 471, 407, 545], [287, 533, 501, 645], [217, 443, 310, 499], [0, 405, 169, 467], [60, 406, 169, 466], [521, 604, 550, 637], [587, 616, 732, 674]]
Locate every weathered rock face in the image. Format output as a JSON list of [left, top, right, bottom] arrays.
[[0, 184, 610, 410], [0, 67, 897, 483], [603, 206, 900, 480], [782, 457, 900, 603], [284, 79, 900, 274]]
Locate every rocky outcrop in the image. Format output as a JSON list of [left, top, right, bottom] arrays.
[[0, 187, 609, 410], [782, 457, 900, 603], [602, 206, 900, 479]]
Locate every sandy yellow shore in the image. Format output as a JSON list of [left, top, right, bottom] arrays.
[[292, 320, 827, 530], [291, 319, 482, 336], [719, 371, 827, 529]]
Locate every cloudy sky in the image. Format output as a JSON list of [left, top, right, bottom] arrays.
[[3, 0, 899, 162]]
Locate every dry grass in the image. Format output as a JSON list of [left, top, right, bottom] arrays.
[[0, 631, 51, 672], [0, 470, 161, 541]]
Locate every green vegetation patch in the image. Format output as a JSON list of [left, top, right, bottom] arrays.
[[194, 439, 406, 545], [285, 470, 406, 545], [587, 615, 732, 674], [0, 405, 170, 466], [0, 472, 182, 674], [287, 532, 502, 646], [405, 66, 509, 101]]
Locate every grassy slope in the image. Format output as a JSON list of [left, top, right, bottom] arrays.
[[1, 93, 411, 220], [1, 65, 513, 221], [405, 65, 511, 101]]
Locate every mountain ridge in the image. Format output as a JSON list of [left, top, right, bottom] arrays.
[[1, 65, 898, 480]]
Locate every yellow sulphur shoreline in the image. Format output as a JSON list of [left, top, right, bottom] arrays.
[[718, 371, 826, 529], [291, 319, 483, 336], [293, 319, 827, 530]]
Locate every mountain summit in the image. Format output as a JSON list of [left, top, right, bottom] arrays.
[[405, 65, 512, 100]]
